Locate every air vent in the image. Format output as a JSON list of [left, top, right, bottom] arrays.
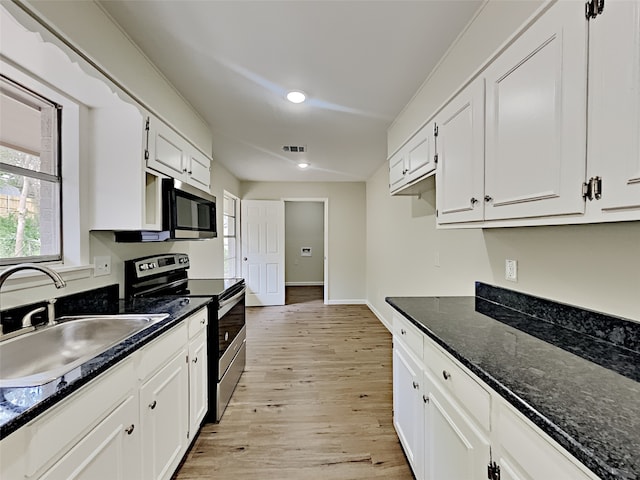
[[282, 145, 306, 153]]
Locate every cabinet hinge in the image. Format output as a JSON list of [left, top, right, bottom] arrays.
[[434, 153, 439, 165], [144, 149, 149, 160], [582, 176, 602, 201], [145, 117, 150, 131], [487, 461, 501, 480], [585, 0, 605, 19], [186, 355, 189, 364], [434, 123, 439, 137], [436, 209, 439, 217]]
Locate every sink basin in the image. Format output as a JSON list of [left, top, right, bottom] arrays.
[[0, 314, 169, 388]]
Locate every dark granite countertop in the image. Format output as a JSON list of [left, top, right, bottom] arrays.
[[386, 294, 640, 480], [0, 295, 212, 438]]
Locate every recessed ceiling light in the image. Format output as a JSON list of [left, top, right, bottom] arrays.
[[287, 91, 306, 104], [298, 161, 310, 169]]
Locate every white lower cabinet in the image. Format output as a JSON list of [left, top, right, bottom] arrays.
[[39, 394, 140, 480], [392, 341, 424, 475], [392, 314, 599, 480], [140, 348, 189, 480], [0, 307, 209, 480], [422, 368, 490, 480]]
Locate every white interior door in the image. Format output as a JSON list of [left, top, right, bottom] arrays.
[[241, 200, 285, 306]]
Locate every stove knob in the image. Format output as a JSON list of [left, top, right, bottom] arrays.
[[139, 264, 148, 271], [149, 263, 156, 269]]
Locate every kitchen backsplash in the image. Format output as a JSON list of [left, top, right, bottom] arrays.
[[476, 282, 639, 354]]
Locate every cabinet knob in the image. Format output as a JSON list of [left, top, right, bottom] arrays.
[[442, 370, 452, 380], [149, 400, 157, 410], [400, 329, 406, 335], [188, 170, 193, 175], [470, 197, 478, 206], [423, 395, 429, 404], [125, 424, 135, 435], [200, 319, 206, 325], [484, 195, 493, 203], [412, 381, 419, 389], [192, 356, 198, 364], [183, 168, 188, 173]]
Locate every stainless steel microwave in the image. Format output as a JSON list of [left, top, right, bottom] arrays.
[[163, 178, 216, 239], [114, 178, 216, 242]]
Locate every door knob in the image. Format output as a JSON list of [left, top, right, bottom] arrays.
[[243, 257, 248, 261]]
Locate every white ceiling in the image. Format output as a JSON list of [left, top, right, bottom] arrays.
[[98, 1, 483, 183]]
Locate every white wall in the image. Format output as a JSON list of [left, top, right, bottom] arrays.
[[241, 182, 366, 303], [369, 0, 640, 325], [285, 202, 324, 285]]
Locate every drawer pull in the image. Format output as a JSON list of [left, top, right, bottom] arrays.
[[125, 424, 135, 435], [200, 319, 206, 324], [423, 395, 429, 404], [192, 356, 198, 364], [401, 329, 406, 335], [442, 370, 452, 380], [412, 381, 419, 389], [149, 400, 157, 410]]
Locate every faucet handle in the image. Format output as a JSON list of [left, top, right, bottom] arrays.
[[47, 298, 57, 326], [22, 306, 45, 328]]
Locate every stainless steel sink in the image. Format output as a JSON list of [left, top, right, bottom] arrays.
[[0, 314, 169, 388]]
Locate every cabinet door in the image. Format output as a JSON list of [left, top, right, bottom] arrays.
[[492, 399, 598, 480], [435, 77, 485, 224], [389, 150, 407, 192], [185, 150, 211, 192], [140, 348, 189, 480], [393, 341, 424, 478], [422, 369, 490, 480], [148, 118, 186, 178], [39, 394, 140, 480], [484, 1, 587, 220], [587, 0, 640, 217], [405, 126, 435, 181], [188, 330, 208, 437]]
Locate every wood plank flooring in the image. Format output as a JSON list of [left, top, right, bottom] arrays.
[[174, 287, 413, 479]]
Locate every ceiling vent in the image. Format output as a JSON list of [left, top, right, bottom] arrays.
[[282, 145, 306, 153]]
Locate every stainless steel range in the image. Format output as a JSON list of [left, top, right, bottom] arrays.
[[124, 253, 245, 422]]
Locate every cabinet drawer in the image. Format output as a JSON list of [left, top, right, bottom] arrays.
[[393, 314, 423, 360], [136, 323, 187, 381], [25, 358, 135, 477], [188, 307, 208, 339], [423, 338, 490, 431]]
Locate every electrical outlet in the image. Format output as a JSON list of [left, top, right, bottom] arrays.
[[505, 259, 518, 282], [94, 256, 111, 277]]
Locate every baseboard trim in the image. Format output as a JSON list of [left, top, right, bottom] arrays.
[[285, 282, 325, 286], [325, 299, 367, 305], [367, 301, 392, 333]]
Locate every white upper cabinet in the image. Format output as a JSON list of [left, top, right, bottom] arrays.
[[483, 0, 587, 221], [389, 123, 436, 195], [435, 77, 485, 224], [586, 0, 640, 218], [147, 115, 212, 193]]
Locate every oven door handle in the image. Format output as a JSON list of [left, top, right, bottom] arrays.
[[218, 286, 246, 309]]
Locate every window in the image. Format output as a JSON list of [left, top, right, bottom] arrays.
[[0, 75, 62, 266], [223, 192, 239, 278]]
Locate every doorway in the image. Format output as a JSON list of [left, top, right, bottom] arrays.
[[284, 198, 328, 305]]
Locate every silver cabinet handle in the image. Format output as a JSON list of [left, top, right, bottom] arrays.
[[200, 319, 206, 325], [412, 381, 419, 389], [149, 400, 157, 410], [484, 195, 493, 203], [442, 370, 451, 380], [192, 357, 198, 364], [400, 329, 406, 335], [125, 424, 135, 435], [470, 197, 478, 206], [423, 395, 429, 404]]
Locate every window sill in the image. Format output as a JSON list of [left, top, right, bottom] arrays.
[[0, 264, 94, 293]]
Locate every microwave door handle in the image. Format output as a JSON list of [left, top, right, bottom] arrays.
[[218, 286, 247, 308]]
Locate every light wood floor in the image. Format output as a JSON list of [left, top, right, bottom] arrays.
[[174, 286, 413, 479]]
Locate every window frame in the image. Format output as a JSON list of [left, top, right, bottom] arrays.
[[0, 74, 63, 266], [223, 191, 240, 278]]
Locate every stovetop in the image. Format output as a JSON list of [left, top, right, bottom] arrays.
[[180, 278, 244, 298]]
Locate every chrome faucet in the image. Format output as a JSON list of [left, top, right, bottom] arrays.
[[0, 263, 67, 336]]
